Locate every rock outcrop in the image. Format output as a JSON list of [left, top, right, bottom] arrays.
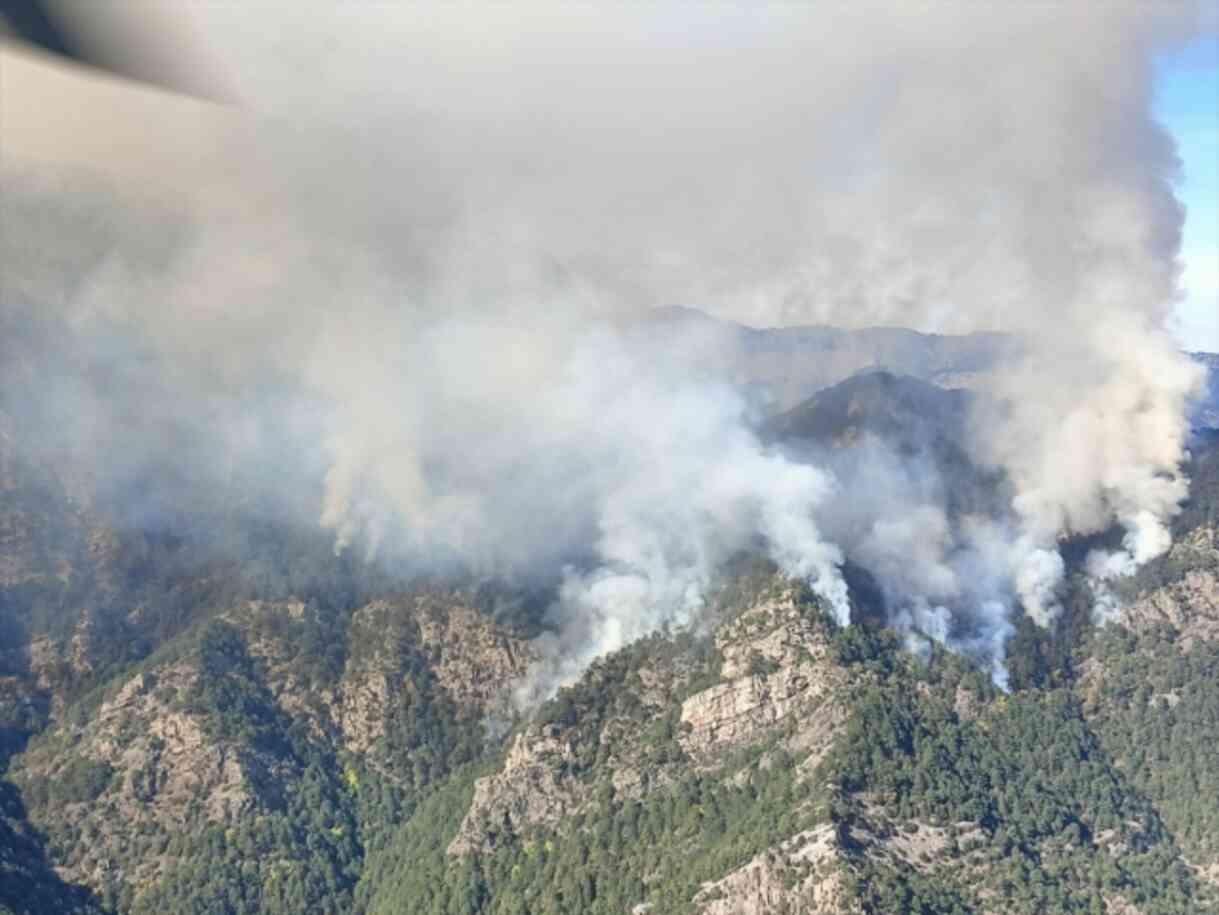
[[680, 589, 846, 764], [10, 661, 277, 893], [235, 595, 535, 756], [6, 588, 537, 903], [447, 727, 587, 856], [1121, 526, 1219, 648], [450, 586, 848, 856], [692, 825, 860, 915]]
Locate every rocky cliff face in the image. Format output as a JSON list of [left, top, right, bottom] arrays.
[[234, 596, 533, 755], [4, 430, 1219, 914], [692, 825, 860, 915], [447, 727, 587, 856], [335, 596, 533, 758], [425, 557, 1219, 915], [12, 661, 268, 894], [6, 550, 1219, 914], [1120, 526, 1219, 647], [448, 585, 846, 861], [4, 590, 535, 910], [678, 591, 847, 765], [1077, 520, 1219, 897]]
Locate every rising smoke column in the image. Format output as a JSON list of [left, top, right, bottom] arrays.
[[203, 1, 1199, 635], [952, 12, 1208, 622], [3, 1, 1212, 697], [309, 315, 851, 701]]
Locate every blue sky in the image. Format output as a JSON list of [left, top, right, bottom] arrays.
[[1158, 32, 1219, 352]]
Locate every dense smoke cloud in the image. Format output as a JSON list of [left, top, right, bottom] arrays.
[[2, 1, 1211, 693]]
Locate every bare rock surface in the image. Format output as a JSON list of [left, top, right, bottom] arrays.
[[235, 595, 534, 755], [7, 589, 536, 899], [692, 824, 861, 915], [417, 603, 530, 709], [450, 586, 847, 857], [680, 590, 845, 762], [1121, 526, 1219, 648], [447, 727, 587, 856], [11, 661, 275, 893]]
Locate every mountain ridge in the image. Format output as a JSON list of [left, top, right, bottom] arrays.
[[2, 329, 1219, 914], [640, 308, 1219, 426]]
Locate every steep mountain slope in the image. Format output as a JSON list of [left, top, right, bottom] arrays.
[[636, 308, 1219, 425], [3, 591, 532, 915], [636, 307, 1017, 411], [3, 370, 1219, 915], [762, 370, 971, 448], [357, 577, 1209, 915], [1077, 431, 1219, 893], [759, 370, 1005, 523], [0, 415, 534, 914], [0, 778, 102, 915], [8, 554, 1216, 914]]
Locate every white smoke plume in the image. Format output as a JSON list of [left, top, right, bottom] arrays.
[[2, 1, 1212, 695], [307, 318, 851, 699]]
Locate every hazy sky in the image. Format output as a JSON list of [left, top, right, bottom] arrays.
[[1, 5, 1216, 349], [1158, 33, 1219, 351]]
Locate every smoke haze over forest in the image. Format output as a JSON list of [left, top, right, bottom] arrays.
[[3, 1, 1217, 694]]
